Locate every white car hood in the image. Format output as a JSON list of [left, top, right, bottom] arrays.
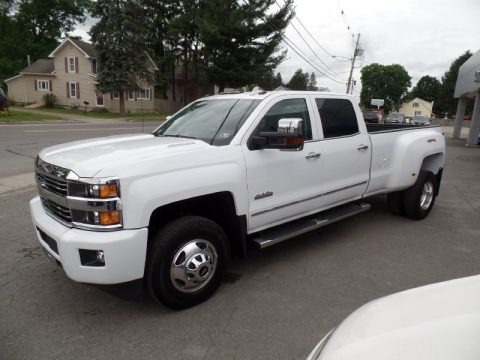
[[38, 133, 208, 177], [317, 275, 480, 360]]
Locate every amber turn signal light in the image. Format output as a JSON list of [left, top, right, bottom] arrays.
[[99, 211, 120, 225], [99, 183, 119, 198]]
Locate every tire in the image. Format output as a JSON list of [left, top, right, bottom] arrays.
[[387, 191, 405, 216], [402, 170, 437, 220], [146, 216, 229, 309]]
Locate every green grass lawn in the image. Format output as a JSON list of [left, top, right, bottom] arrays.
[[0, 110, 61, 122], [42, 107, 168, 120]]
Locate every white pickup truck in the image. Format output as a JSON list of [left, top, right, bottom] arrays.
[[30, 91, 445, 308]]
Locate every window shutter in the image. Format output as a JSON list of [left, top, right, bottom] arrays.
[[66, 82, 70, 98], [75, 57, 79, 73], [64, 58, 68, 73], [49, 80, 52, 91], [34, 79, 37, 91], [134, 89, 137, 100], [149, 88, 152, 100], [110, 93, 113, 100], [76, 83, 80, 98]]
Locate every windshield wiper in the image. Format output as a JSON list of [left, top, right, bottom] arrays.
[[161, 134, 197, 140]]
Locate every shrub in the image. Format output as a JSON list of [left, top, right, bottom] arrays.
[[43, 92, 57, 108]]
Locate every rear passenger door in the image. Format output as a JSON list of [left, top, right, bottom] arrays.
[[312, 97, 371, 206]]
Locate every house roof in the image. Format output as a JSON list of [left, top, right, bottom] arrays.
[[70, 38, 96, 58], [49, 38, 96, 58], [402, 97, 433, 105], [21, 58, 55, 74]]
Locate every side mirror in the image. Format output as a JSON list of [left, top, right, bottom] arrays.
[[251, 118, 304, 150]]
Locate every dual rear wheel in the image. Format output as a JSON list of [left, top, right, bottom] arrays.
[[387, 170, 438, 220]]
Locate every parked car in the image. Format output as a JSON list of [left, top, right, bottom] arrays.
[[385, 112, 405, 124], [362, 111, 379, 123], [307, 275, 480, 360], [30, 91, 445, 309], [412, 115, 430, 125]]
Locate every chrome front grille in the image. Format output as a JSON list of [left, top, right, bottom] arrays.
[[41, 197, 72, 224], [36, 157, 72, 225], [36, 172, 68, 197]]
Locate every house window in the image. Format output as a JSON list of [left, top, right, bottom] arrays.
[[112, 91, 120, 99], [69, 82, 77, 98], [137, 88, 151, 100], [415, 110, 422, 115], [91, 59, 97, 74], [68, 57, 76, 73], [128, 90, 135, 101], [37, 80, 49, 91], [412, 102, 419, 108]]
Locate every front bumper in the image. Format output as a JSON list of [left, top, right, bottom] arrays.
[[30, 196, 148, 284]]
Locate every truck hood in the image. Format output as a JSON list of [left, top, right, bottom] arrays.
[[39, 134, 208, 177], [316, 275, 480, 360]]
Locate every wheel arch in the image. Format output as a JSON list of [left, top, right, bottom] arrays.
[[147, 192, 247, 259], [420, 152, 444, 195]]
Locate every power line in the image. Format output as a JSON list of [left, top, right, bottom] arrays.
[[274, 0, 346, 81], [288, 21, 346, 81], [241, 0, 347, 84]]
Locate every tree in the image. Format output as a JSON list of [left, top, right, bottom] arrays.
[[257, 69, 283, 90], [360, 63, 411, 113], [274, 72, 283, 88], [287, 68, 309, 90], [0, 0, 91, 89], [199, 0, 294, 92], [143, 0, 178, 99], [90, 0, 153, 115], [437, 51, 473, 115], [407, 75, 441, 110], [307, 72, 317, 91]]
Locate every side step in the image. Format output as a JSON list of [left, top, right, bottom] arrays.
[[252, 202, 371, 249]]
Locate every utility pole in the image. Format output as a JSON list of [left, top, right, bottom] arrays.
[[346, 33, 361, 94]]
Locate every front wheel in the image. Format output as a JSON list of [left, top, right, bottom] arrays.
[[146, 216, 229, 309], [402, 170, 437, 220]]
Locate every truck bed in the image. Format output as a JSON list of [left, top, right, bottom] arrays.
[[366, 123, 440, 133]]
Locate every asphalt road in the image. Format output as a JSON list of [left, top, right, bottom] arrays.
[[0, 121, 159, 178], [1, 125, 479, 359]]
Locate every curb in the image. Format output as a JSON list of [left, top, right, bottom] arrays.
[[0, 173, 36, 195]]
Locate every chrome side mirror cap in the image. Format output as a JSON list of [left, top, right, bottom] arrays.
[[278, 118, 303, 135]]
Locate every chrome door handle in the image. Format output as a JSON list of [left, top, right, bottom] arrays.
[[357, 144, 369, 151], [305, 152, 321, 159]]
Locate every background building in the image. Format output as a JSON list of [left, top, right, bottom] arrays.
[[399, 97, 433, 119], [452, 49, 480, 145]]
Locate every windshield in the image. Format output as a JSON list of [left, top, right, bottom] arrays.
[[388, 113, 402, 119], [154, 99, 260, 145], [414, 115, 428, 121]]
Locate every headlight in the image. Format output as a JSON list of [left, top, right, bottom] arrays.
[[67, 177, 123, 230]]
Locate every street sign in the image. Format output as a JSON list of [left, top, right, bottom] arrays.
[[371, 99, 384, 106]]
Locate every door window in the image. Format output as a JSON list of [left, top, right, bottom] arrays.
[[315, 98, 359, 139], [96, 91, 104, 106], [254, 98, 313, 140]]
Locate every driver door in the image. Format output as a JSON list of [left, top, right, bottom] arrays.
[[242, 95, 323, 233]]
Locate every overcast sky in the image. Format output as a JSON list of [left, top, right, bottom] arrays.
[[72, 0, 479, 95]]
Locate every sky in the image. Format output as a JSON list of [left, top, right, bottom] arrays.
[[72, 0, 480, 95]]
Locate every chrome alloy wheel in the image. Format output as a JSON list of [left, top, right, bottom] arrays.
[[419, 181, 434, 211], [170, 239, 218, 293]]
